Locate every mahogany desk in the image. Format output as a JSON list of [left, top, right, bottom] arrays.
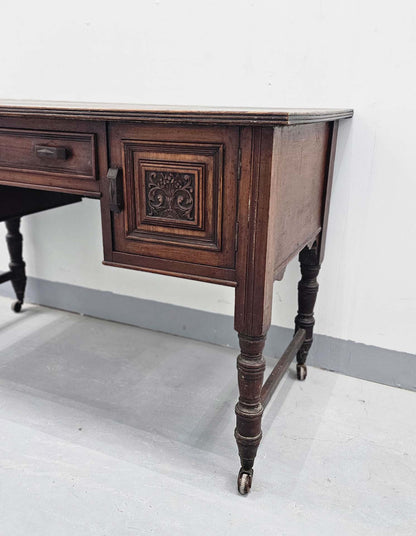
[[0, 101, 352, 494]]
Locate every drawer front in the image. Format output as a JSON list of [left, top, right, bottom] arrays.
[[0, 128, 96, 180], [103, 123, 239, 284]]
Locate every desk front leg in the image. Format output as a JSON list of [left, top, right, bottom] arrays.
[[234, 330, 267, 495], [234, 271, 274, 494], [234, 245, 274, 495], [233, 125, 275, 494]]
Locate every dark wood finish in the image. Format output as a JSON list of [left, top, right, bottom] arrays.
[[103, 254, 237, 286], [0, 185, 81, 311], [271, 122, 330, 276], [0, 128, 96, 179], [103, 123, 239, 282], [233, 127, 277, 493], [0, 270, 13, 284], [261, 328, 306, 408], [235, 333, 266, 494], [318, 121, 339, 263], [0, 116, 107, 197], [0, 185, 81, 221], [294, 243, 321, 381], [232, 120, 344, 493], [107, 167, 123, 213], [0, 101, 352, 494], [34, 144, 68, 161], [4, 218, 26, 311]]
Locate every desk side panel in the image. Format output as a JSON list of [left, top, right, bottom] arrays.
[[271, 122, 331, 277]]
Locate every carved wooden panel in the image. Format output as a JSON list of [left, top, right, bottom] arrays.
[[145, 170, 195, 221], [122, 140, 223, 251], [140, 162, 203, 230]]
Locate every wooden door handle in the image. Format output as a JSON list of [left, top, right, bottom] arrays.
[[34, 145, 68, 160], [107, 167, 123, 213]]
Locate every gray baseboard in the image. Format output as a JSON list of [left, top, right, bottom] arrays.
[[1, 275, 415, 391]]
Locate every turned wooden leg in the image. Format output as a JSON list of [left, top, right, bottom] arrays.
[[235, 333, 266, 494], [5, 218, 26, 313], [294, 243, 321, 380]]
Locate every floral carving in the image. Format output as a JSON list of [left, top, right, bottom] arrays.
[[145, 170, 195, 221]]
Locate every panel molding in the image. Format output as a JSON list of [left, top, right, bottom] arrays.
[[119, 139, 224, 251]]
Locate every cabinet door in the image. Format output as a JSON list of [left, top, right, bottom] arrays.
[[102, 123, 239, 285]]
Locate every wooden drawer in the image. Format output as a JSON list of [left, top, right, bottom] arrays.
[[0, 121, 106, 196], [0, 128, 96, 179], [101, 123, 239, 285]]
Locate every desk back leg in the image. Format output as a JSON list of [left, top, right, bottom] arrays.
[[294, 242, 321, 380], [5, 218, 26, 312]]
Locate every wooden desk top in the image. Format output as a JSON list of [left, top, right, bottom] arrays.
[[0, 100, 353, 126]]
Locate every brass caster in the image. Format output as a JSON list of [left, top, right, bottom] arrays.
[[11, 300, 23, 313], [237, 468, 253, 495], [296, 363, 307, 381]]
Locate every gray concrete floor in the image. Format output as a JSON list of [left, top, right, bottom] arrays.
[[0, 296, 414, 535]]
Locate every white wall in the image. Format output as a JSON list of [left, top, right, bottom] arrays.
[[0, 0, 415, 354]]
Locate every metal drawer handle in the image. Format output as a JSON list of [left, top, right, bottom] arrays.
[[34, 145, 68, 160]]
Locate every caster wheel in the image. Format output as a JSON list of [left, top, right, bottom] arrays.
[[237, 468, 253, 495], [296, 364, 307, 381], [11, 300, 23, 313]]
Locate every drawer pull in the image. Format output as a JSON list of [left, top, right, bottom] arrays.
[[107, 167, 123, 213], [35, 145, 68, 160]]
